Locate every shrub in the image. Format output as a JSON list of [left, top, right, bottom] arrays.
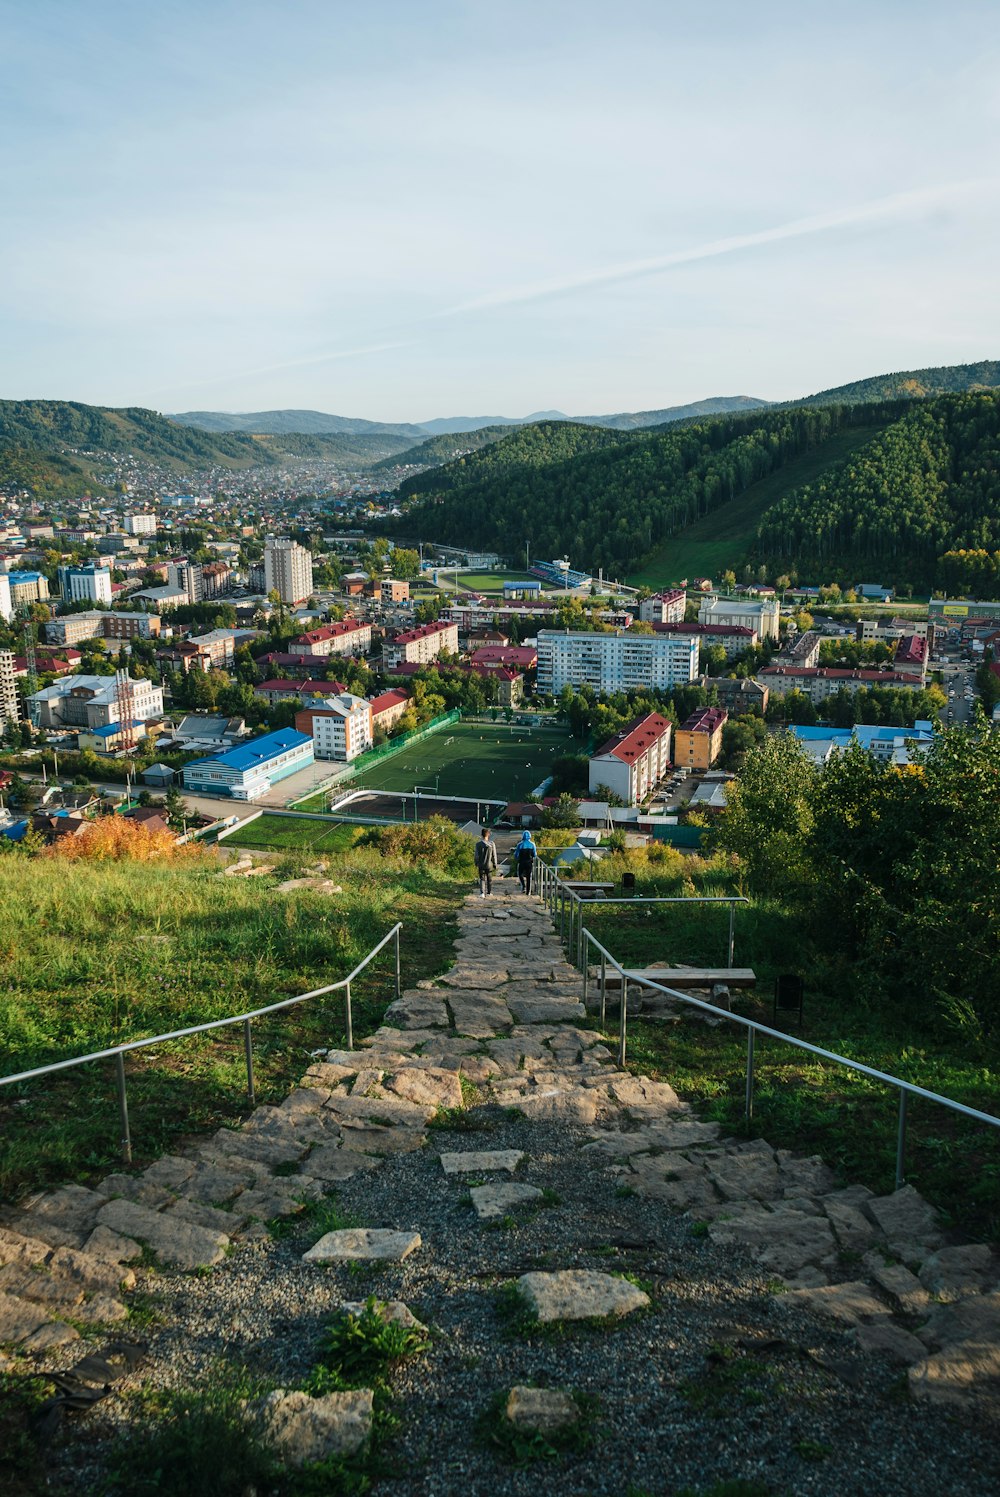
[[360, 815, 474, 875]]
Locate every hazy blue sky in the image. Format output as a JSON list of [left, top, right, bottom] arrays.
[[2, 0, 998, 419]]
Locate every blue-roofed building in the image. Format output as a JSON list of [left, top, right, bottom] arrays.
[[790, 722, 936, 766], [78, 720, 147, 755], [7, 569, 50, 606], [182, 728, 314, 800]]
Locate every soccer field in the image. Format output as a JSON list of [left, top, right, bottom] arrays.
[[350, 723, 572, 802]]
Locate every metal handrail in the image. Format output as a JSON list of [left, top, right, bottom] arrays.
[[531, 857, 747, 968], [0, 923, 403, 1164], [530, 859, 1000, 1191], [579, 921, 1000, 1192]]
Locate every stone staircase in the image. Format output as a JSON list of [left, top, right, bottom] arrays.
[[2, 888, 999, 1431]]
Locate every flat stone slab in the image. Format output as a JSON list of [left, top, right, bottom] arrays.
[[440, 1150, 524, 1174], [855, 1323, 927, 1364], [506, 1386, 578, 1433], [908, 1340, 1000, 1406], [918, 1245, 995, 1302], [447, 994, 514, 1038], [303, 1229, 421, 1264], [775, 1279, 891, 1326], [506, 995, 586, 1024], [516, 1269, 650, 1323], [865, 1184, 943, 1257], [511, 1089, 599, 1125], [709, 1208, 835, 1275], [94, 1198, 229, 1270], [0, 1290, 49, 1343], [384, 1067, 464, 1111], [258, 1388, 373, 1465], [470, 1183, 544, 1219]]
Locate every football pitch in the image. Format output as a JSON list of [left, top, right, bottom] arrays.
[[349, 723, 573, 802]]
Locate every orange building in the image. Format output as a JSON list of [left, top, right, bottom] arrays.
[[674, 706, 728, 770]]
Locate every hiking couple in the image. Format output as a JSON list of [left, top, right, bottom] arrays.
[[474, 827, 537, 897]]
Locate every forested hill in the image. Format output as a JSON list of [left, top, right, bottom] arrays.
[[395, 405, 903, 575], [370, 425, 513, 473], [753, 391, 1000, 591], [395, 393, 1000, 591], [0, 400, 272, 469], [799, 360, 1000, 406]]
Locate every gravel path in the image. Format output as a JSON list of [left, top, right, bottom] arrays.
[[17, 889, 1000, 1495]]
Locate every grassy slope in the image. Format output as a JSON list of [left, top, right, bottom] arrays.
[[582, 859, 999, 1239], [0, 847, 467, 1197], [628, 424, 887, 586]]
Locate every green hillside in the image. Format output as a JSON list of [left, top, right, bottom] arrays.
[[754, 390, 1000, 589], [799, 359, 1000, 406], [254, 430, 413, 464], [171, 407, 425, 438], [371, 424, 514, 473], [0, 400, 270, 468], [396, 405, 903, 576], [629, 423, 889, 586]]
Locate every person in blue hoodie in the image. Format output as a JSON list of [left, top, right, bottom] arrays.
[[514, 829, 537, 894]]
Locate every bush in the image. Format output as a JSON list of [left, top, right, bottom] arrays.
[[359, 815, 475, 876]]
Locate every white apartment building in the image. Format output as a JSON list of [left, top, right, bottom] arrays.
[[757, 665, 922, 703], [0, 649, 18, 727], [58, 563, 113, 606], [536, 629, 698, 695], [588, 712, 673, 804], [698, 594, 780, 641], [124, 514, 157, 536], [264, 535, 314, 605], [295, 620, 372, 658], [383, 621, 460, 668], [45, 612, 161, 645], [29, 674, 164, 730], [0, 573, 12, 623], [310, 693, 373, 761], [638, 589, 686, 625]]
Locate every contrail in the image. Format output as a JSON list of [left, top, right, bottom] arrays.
[[442, 179, 997, 316]]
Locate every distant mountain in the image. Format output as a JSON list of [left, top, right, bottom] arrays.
[[575, 395, 769, 429], [415, 411, 569, 435], [170, 408, 425, 439], [798, 360, 1000, 407]]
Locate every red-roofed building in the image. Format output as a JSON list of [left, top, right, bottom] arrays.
[[383, 620, 459, 668], [461, 661, 525, 706], [470, 645, 538, 671], [588, 711, 673, 805], [255, 678, 346, 705], [639, 589, 686, 625], [674, 707, 728, 771], [652, 621, 756, 657], [757, 665, 924, 702], [368, 688, 410, 732], [294, 620, 372, 658], [894, 634, 928, 683]]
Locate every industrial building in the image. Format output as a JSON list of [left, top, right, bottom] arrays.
[[182, 728, 314, 800]]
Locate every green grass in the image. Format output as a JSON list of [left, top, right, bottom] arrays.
[[222, 817, 360, 853], [344, 722, 573, 802], [580, 859, 1000, 1237], [452, 570, 556, 593], [0, 848, 465, 1198], [628, 424, 888, 586]]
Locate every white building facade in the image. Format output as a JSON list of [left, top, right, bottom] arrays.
[[264, 536, 314, 605], [58, 563, 113, 606], [536, 629, 698, 695], [384, 621, 460, 668], [698, 595, 780, 641], [588, 712, 673, 804], [310, 693, 373, 761]]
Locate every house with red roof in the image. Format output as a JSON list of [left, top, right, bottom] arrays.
[[293, 619, 372, 658], [588, 711, 673, 805]]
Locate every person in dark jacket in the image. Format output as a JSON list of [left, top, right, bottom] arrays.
[[514, 829, 537, 894], [473, 826, 498, 897]]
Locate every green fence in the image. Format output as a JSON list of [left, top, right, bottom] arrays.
[[345, 709, 461, 777]]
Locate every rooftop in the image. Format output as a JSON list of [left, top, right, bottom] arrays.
[[593, 711, 673, 764], [186, 728, 312, 772], [678, 707, 728, 734]]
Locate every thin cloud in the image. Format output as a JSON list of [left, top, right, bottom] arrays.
[[147, 339, 412, 399], [442, 180, 998, 316]]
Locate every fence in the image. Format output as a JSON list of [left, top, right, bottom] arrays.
[[0, 924, 403, 1166], [532, 860, 1000, 1192], [350, 710, 461, 774]]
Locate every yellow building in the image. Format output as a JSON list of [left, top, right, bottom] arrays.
[[674, 707, 728, 771]]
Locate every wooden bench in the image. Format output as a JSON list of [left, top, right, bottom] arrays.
[[602, 966, 757, 991], [563, 881, 616, 899]]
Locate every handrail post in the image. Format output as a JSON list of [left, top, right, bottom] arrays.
[[600, 954, 607, 1027], [345, 980, 354, 1051], [577, 903, 584, 969], [617, 975, 628, 1069], [243, 1018, 256, 1107], [394, 926, 402, 1000], [745, 1029, 755, 1121], [115, 1051, 132, 1165], [727, 901, 736, 967], [895, 1090, 908, 1190], [582, 930, 589, 1009]]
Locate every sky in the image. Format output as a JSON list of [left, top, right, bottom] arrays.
[[1, 0, 999, 420]]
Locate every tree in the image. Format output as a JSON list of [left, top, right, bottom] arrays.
[[713, 733, 815, 894], [542, 793, 580, 829]]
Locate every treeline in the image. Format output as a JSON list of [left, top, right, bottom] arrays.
[[716, 722, 1000, 1034], [398, 405, 901, 575], [797, 359, 1000, 407], [753, 392, 1000, 588], [371, 425, 511, 473]]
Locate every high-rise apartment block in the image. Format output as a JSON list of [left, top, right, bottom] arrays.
[[58, 562, 113, 606], [167, 559, 204, 604], [0, 650, 18, 727], [536, 629, 698, 696], [124, 514, 157, 536], [264, 536, 314, 605]]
